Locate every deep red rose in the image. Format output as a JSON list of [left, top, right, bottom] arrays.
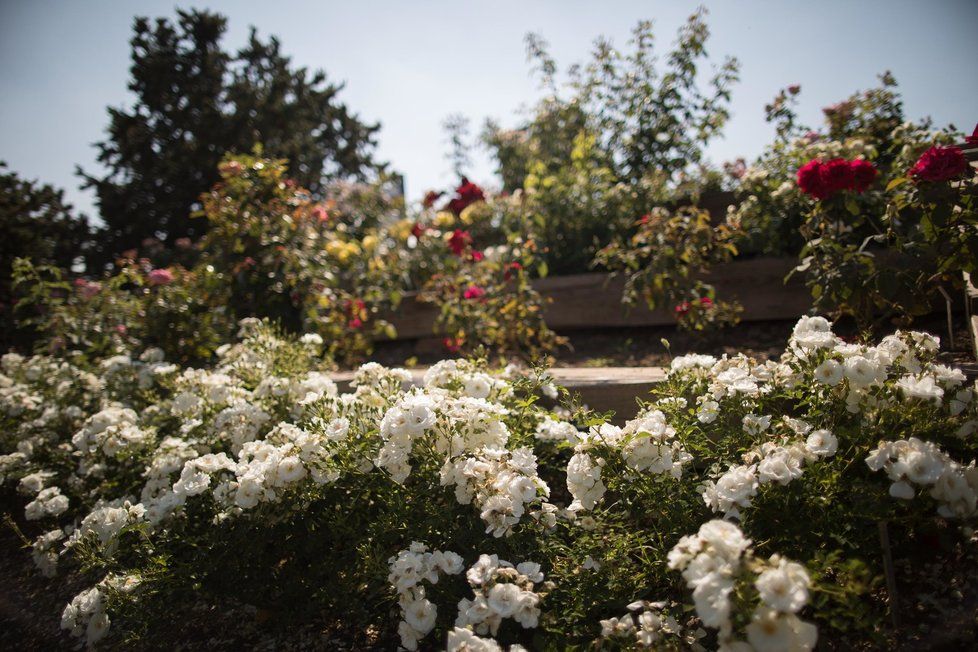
[[422, 190, 444, 209], [910, 146, 969, 182], [446, 177, 485, 215], [448, 229, 472, 256], [966, 124, 978, 145], [411, 222, 426, 239], [470, 250, 484, 262], [463, 285, 486, 301], [504, 262, 523, 281], [443, 337, 463, 353], [821, 158, 854, 194], [797, 160, 830, 200], [637, 213, 651, 225], [348, 317, 363, 330], [848, 159, 878, 192]]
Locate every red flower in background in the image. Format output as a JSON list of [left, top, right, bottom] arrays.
[[446, 177, 485, 215], [470, 250, 484, 262], [504, 262, 523, 281], [443, 337, 464, 353], [312, 206, 329, 223], [797, 158, 878, 200], [448, 229, 472, 256], [422, 190, 444, 209], [345, 298, 367, 329], [909, 146, 968, 182], [821, 158, 855, 194], [965, 124, 978, 145], [463, 285, 486, 301], [797, 160, 830, 200], [411, 222, 426, 239], [147, 268, 174, 286], [849, 159, 878, 192], [699, 297, 714, 309]]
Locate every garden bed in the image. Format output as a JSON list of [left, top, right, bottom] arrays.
[[383, 256, 808, 340]]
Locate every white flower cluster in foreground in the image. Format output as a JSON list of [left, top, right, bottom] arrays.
[[668, 520, 817, 651], [456, 554, 545, 636], [599, 599, 707, 649], [866, 438, 978, 518], [2, 315, 976, 648], [700, 417, 837, 519], [388, 542, 464, 650], [567, 409, 691, 511]]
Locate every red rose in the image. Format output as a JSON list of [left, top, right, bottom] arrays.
[[637, 213, 651, 225], [674, 301, 691, 316], [910, 146, 969, 182], [448, 229, 472, 256], [463, 285, 486, 301], [348, 317, 363, 330], [422, 190, 444, 209], [821, 158, 854, 194], [446, 177, 485, 215], [699, 297, 714, 309], [848, 159, 877, 192], [787, 84, 801, 95], [443, 337, 463, 353], [797, 160, 829, 200], [411, 222, 426, 239], [966, 124, 978, 145], [504, 262, 522, 281], [470, 250, 484, 262], [312, 206, 329, 223]]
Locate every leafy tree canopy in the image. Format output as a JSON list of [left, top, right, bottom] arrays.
[[80, 8, 384, 267]]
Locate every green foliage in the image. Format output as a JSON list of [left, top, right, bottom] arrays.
[[483, 9, 739, 275], [0, 164, 90, 349], [79, 8, 382, 268], [595, 206, 742, 331]]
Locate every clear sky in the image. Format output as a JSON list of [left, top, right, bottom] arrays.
[[1, 0, 976, 221]]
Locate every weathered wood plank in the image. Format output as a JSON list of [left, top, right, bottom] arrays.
[[381, 256, 809, 340], [331, 366, 668, 423]]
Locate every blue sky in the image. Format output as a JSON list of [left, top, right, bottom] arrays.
[[1, 0, 976, 221]]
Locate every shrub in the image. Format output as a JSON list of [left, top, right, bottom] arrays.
[[2, 316, 976, 648]]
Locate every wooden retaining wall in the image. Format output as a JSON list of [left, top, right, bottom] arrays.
[[332, 366, 668, 423], [383, 256, 809, 340]]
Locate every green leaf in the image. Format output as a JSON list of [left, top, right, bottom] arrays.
[[537, 261, 549, 279], [885, 176, 909, 191]]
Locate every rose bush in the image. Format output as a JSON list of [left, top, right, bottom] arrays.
[[2, 316, 976, 648]]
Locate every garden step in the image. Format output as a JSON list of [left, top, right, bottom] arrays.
[[331, 366, 668, 423]]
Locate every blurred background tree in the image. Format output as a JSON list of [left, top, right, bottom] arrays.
[[0, 162, 90, 349], [79, 9, 384, 269]]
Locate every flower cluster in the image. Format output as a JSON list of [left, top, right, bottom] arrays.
[[456, 554, 545, 636], [668, 520, 817, 650], [796, 157, 877, 200], [598, 600, 707, 649], [566, 409, 691, 512], [440, 446, 553, 537], [388, 542, 465, 650], [909, 145, 969, 182], [866, 438, 978, 518]]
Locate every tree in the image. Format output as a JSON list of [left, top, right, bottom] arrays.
[[80, 9, 383, 267], [0, 162, 90, 349]]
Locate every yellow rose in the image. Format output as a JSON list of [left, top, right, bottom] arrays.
[[434, 211, 455, 228]]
